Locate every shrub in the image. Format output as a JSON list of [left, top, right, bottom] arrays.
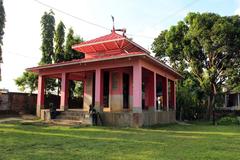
[[217, 116, 239, 125]]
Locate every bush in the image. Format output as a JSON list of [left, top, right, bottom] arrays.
[[217, 116, 239, 125]]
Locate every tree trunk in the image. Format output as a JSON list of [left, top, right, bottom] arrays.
[[208, 83, 217, 125], [207, 96, 211, 120], [206, 82, 217, 125]]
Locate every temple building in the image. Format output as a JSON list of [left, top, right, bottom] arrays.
[[27, 29, 182, 127]]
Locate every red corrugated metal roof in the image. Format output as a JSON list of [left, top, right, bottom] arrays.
[[78, 31, 124, 45], [26, 31, 182, 79], [72, 31, 150, 54]]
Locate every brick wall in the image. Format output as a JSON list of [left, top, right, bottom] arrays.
[[0, 92, 37, 114]]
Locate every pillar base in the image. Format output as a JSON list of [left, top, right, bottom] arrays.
[[148, 106, 155, 112], [41, 109, 51, 121], [94, 102, 102, 112], [36, 105, 44, 117], [132, 113, 143, 127], [132, 107, 142, 113], [60, 106, 68, 111]]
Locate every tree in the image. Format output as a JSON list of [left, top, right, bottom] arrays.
[[16, 11, 85, 94], [16, 10, 56, 93], [15, 72, 38, 94], [0, 0, 5, 63], [39, 10, 57, 93], [176, 73, 207, 120], [54, 21, 65, 63], [65, 28, 84, 61], [152, 12, 240, 120], [225, 60, 240, 92], [0, 0, 6, 81], [40, 10, 55, 64], [64, 28, 84, 98]]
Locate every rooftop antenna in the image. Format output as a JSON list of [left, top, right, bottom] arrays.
[[111, 15, 115, 32], [111, 15, 126, 36]]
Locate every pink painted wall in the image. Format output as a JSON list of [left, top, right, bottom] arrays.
[[140, 59, 177, 81], [107, 67, 133, 96], [142, 68, 155, 109], [83, 71, 94, 110], [100, 67, 133, 111]]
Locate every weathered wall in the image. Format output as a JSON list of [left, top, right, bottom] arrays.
[[109, 95, 123, 112], [100, 112, 133, 127], [142, 111, 176, 126], [0, 92, 37, 114], [0, 93, 9, 110], [100, 111, 176, 127], [108, 67, 133, 112]]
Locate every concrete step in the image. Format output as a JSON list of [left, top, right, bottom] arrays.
[[60, 111, 89, 117], [55, 111, 92, 125], [56, 115, 91, 121], [50, 119, 83, 126]]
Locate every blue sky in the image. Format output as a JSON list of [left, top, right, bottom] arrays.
[[0, 0, 239, 92]]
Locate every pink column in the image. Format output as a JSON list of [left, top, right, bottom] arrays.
[[133, 62, 142, 113], [153, 72, 156, 111], [173, 81, 176, 110], [60, 72, 69, 110], [95, 68, 102, 112], [36, 75, 45, 117]]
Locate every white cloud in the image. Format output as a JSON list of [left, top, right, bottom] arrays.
[[235, 8, 240, 15], [235, 0, 240, 15]]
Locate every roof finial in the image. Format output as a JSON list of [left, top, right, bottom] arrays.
[[111, 15, 115, 32]]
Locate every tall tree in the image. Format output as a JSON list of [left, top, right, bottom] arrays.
[[16, 10, 56, 93], [152, 12, 240, 120], [54, 21, 65, 95], [64, 28, 84, 98], [65, 28, 84, 61], [0, 0, 6, 81], [54, 21, 65, 63], [0, 0, 5, 63], [40, 10, 56, 93], [40, 10, 55, 64]]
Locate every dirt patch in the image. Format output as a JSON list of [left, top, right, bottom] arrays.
[[0, 114, 39, 124], [0, 117, 22, 123]]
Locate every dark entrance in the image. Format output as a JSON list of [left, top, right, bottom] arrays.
[[103, 71, 110, 108], [123, 73, 129, 109]]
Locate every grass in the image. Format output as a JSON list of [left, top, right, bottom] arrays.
[[0, 121, 240, 160]]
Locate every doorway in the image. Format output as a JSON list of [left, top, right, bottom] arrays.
[[103, 71, 110, 108], [123, 73, 129, 109]]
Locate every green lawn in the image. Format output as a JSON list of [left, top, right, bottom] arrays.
[[0, 121, 240, 160]]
